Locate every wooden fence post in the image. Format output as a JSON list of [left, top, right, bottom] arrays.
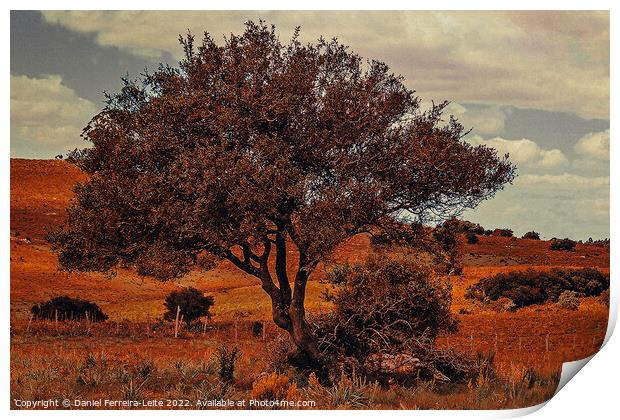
[[174, 305, 180, 338], [545, 334, 549, 352], [494, 334, 498, 352], [262, 321, 266, 341]]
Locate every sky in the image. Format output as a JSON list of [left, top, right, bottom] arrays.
[[10, 10, 610, 240]]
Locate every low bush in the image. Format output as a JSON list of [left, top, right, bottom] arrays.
[[465, 268, 609, 308], [556, 291, 581, 310], [320, 256, 457, 358], [586, 238, 610, 248], [163, 287, 214, 327], [489, 297, 517, 313], [452, 220, 487, 235], [465, 232, 479, 244], [212, 345, 241, 383], [521, 231, 540, 240], [305, 371, 378, 408], [492, 228, 513, 237], [31, 296, 108, 322], [315, 256, 473, 382], [550, 238, 576, 251], [251, 321, 263, 338]]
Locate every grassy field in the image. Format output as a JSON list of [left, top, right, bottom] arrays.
[[9, 159, 610, 409]]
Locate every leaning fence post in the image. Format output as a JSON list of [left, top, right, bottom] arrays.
[[494, 334, 498, 352], [203, 317, 208, 337], [85, 311, 91, 334], [235, 320, 238, 341], [262, 321, 266, 341], [470, 334, 473, 352], [174, 305, 180, 338], [545, 334, 549, 352], [27, 312, 33, 333]]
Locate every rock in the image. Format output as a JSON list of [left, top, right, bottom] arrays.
[[364, 353, 450, 382]]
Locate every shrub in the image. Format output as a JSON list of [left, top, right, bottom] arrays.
[[521, 231, 540, 240], [305, 372, 378, 408], [31, 296, 108, 322], [163, 287, 214, 327], [465, 268, 609, 308], [212, 345, 240, 383], [251, 321, 263, 338], [550, 238, 576, 251], [317, 256, 458, 371], [598, 289, 610, 307], [586, 238, 610, 248], [450, 219, 487, 235], [489, 297, 517, 313], [556, 291, 581, 310], [251, 372, 298, 401], [465, 232, 479, 244], [492, 228, 513, 237]]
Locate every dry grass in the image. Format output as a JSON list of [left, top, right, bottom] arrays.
[[9, 159, 610, 409]]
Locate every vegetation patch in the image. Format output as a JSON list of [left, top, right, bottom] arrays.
[[164, 287, 214, 327], [465, 268, 609, 308], [550, 238, 577, 251], [31, 296, 108, 322], [492, 229, 514, 237], [521, 231, 540, 240], [315, 256, 481, 383]]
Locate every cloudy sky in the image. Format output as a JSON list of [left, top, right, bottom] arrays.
[[10, 10, 610, 240]]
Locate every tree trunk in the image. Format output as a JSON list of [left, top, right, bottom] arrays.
[[225, 234, 322, 363], [288, 303, 322, 361], [287, 261, 322, 362]]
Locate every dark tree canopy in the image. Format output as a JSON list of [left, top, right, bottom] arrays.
[[163, 287, 215, 327], [49, 21, 515, 360]]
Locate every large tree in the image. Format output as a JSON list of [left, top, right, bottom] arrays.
[[49, 22, 515, 362]]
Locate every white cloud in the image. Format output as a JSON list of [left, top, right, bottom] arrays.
[[517, 173, 609, 189], [468, 135, 569, 169], [574, 129, 610, 160], [42, 10, 609, 119], [10, 74, 98, 157], [464, 173, 609, 240], [443, 102, 507, 135]]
